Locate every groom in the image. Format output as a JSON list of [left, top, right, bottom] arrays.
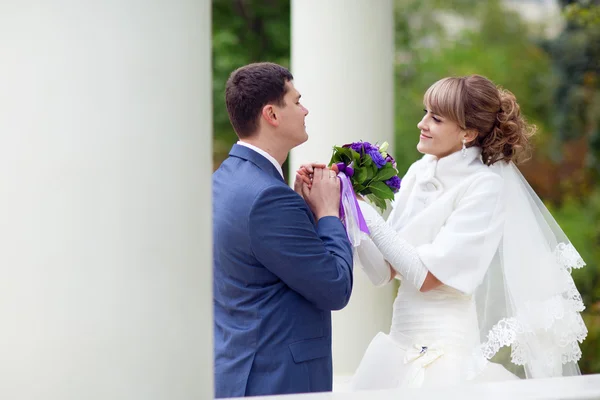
[[212, 62, 354, 398]]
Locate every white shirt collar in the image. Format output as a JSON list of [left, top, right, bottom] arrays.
[[236, 141, 284, 178]]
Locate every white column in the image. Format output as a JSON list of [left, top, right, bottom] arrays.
[[0, 1, 212, 399], [291, 0, 396, 377]]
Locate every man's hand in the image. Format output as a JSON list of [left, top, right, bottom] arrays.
[[302, 168, 340, 220], [294, 162, 326, 195]]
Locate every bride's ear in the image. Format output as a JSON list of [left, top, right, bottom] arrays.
[[463, 129, 478, 144]]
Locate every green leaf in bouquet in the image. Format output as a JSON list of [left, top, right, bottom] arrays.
[[353, 183, 366, 193], [367, 181, 395, 200], [333, 146, 351, 155], [329, 146, 352, 166], [365, 163, 377, 182], [372, 164, 398, 182], [328, 152, 340, 166], [366, 194, 387, 213], [362, 156, 373, 168], [354, 166, 368, 185]]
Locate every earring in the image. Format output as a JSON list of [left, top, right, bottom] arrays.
[[461, 139, 467, 158]]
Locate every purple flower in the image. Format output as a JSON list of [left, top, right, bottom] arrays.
[[368, 148, 387, 168], [345, 141, 374, 154], [385, 176, 401, 192], [385, 154, 397, 169], [349, 143, 363, 153]]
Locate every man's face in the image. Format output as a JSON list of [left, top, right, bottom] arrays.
[[275, 81, 309, 148]]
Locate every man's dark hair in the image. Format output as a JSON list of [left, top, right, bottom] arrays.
[[225, 62, 294, 138]]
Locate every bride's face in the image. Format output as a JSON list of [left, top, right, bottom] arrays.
[[416, 106, 464, 159]]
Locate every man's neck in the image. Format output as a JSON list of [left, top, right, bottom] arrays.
[[238, 138, 287, 166]]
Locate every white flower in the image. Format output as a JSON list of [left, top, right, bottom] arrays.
[[379, 141, 389, 154]]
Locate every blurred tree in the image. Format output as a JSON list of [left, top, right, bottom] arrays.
[[212, 0, 291, 167], [548, 4, 600, 374], [543, 0, 600, 173]]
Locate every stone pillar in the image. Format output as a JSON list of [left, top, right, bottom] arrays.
[[290, 0, 396, 377], [0, 1, 213, 399]]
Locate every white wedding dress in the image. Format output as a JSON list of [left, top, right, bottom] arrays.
[[344, 148, 586, 390], [350, 283, 517, 390]]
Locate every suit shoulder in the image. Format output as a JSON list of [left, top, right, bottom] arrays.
[[213, 156, 283, 195], [251, 182, 305, 211]]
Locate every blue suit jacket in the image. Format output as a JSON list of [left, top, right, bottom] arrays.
[[212, 144, 354, 398]]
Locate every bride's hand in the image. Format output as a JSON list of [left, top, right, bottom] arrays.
[[293, 172, 308, 196], [296, 162, 327, 191]]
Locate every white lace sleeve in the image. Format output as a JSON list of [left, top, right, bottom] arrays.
[[359, 201, 428, 290]]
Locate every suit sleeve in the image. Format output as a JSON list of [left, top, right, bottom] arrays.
[[249, 185, 354, 310]]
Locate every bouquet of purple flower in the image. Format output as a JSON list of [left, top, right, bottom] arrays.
[[329, 141, 400, 213], [328, 141, 400, 246]]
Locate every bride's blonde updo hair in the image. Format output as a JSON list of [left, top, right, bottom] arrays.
[[424, 75, 536, 165]]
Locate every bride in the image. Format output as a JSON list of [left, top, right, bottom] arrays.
[[299, 75, 588, 389]]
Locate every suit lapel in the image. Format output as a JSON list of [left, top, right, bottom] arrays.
[[229, 144, 286, 183]]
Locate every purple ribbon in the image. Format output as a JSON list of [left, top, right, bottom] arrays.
[[335, 162, 355, 177], [338, 172, 370, 238]]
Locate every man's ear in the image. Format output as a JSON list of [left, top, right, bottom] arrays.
[[261, 104, 279, 128]]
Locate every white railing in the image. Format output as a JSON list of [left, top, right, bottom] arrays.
[[230, 374, 600, 400]]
